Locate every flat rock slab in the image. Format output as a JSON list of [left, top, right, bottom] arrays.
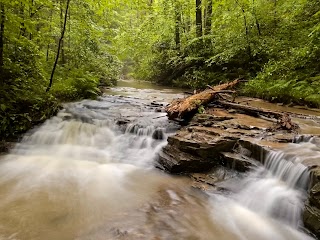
[[157, 110, 301, 175], [220, 152, 260, 172], [159, 98, 320, 238]]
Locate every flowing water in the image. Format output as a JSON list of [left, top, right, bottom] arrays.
[[0, 80, 316, 240]]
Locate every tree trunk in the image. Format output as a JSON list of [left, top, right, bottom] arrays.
[[46, 0, 71, 92], [60, 0, 65, 65], [274, 0, 277, 29], [216, 100, 283, 119], [46, 8, 54, 62], [252, 0, 261, 36], [68, 6, 71, 50], [236, 0, 251, 58], [166, 79, 240, 120], [0, 3, 5, 79], [196, 0, 202, 38], [29, 0, 34, 40], [174, 2, 181, 50], [204, 0, 212, 35], [19, 4, 27, 38], [182, 7, 191, 38]]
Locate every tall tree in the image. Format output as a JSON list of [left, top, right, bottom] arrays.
[[60, 0, 66, 64], [204, 0, 212, 35], [175, 2, 181, 50], [47, 0, 71, 92], [196, 0, 202, 38], [252, 0, 261, 36], [235, 0, 251, 57], [0, 3, 4, 79]]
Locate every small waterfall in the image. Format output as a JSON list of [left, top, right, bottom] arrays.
[[0, 92, 181, 240], [0, 84, 316, 240], [293, 135, 313, 144], [231, 147, 311, 228], [264, 151, 310, 190], [125, 124, 156, 136]]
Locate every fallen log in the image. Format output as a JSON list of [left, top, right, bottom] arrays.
[[166, 79, 240, 120], [215, 100, 283, 119], [215, 100, 299, 131]]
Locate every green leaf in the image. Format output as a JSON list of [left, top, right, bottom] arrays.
[[0, 104, 6, 112]]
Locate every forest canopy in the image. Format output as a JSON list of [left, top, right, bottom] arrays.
[[1, 0, 320, 138]]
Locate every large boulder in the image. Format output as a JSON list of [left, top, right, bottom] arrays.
[[157, 128, 238, 173]]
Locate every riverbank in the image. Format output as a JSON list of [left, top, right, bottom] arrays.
[[156, 97, 320, 238]]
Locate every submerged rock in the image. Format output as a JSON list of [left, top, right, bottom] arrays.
[[152, 129, 165, 140]]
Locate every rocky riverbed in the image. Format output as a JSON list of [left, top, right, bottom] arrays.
[[157, 98, 320, 238], [1, 80, 320, 239]]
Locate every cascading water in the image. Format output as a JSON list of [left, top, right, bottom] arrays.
[[0, 81, 315, 240], [232, 151, 310, 227]]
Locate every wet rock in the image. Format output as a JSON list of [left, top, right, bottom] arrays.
[[309, 182, 320, 209], [116, 119, 131, 125], [235, 140, 269, 162], [151, 102, 164, 107], [159, 99, 320, 237], [303, 204, 320, 238], [156, 108, 280, 174], [234, 124, 251, 130], [158, 146, 216, 173], [193, 114, 233, 123], [59, 112, 73, 121], [157, 129, 238, 173], [228, 109, 237, 114], [303, 168, 320, 238], [190, 172, 219, 186], [157, 107, 297, 175], [220, 152, 259, 172], [311, 168, 320, 187], [189, 167, 243, 193], [273, 134, 295, 143], [152, 129, 165, 140], [168, 134, 237, 159], [164, 123, 181, 134], [293, 135, 314, 143]]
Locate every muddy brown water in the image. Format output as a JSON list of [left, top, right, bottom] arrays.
[[0, 80, 317, 240], [237, 97, 320, 135]]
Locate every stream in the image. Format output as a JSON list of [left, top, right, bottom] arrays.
[[0, 80, 316, 240]]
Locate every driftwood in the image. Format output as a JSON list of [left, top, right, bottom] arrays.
[[215, 100, 283, 119], [215, 100, 299, 131], [276, 113, 299, 131], [166, 79, 240, 120]]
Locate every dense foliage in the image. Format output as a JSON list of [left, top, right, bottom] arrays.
[[115, 0, 320, 107], [0, 0, 122, 138], [1, 0, 320, 139]]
